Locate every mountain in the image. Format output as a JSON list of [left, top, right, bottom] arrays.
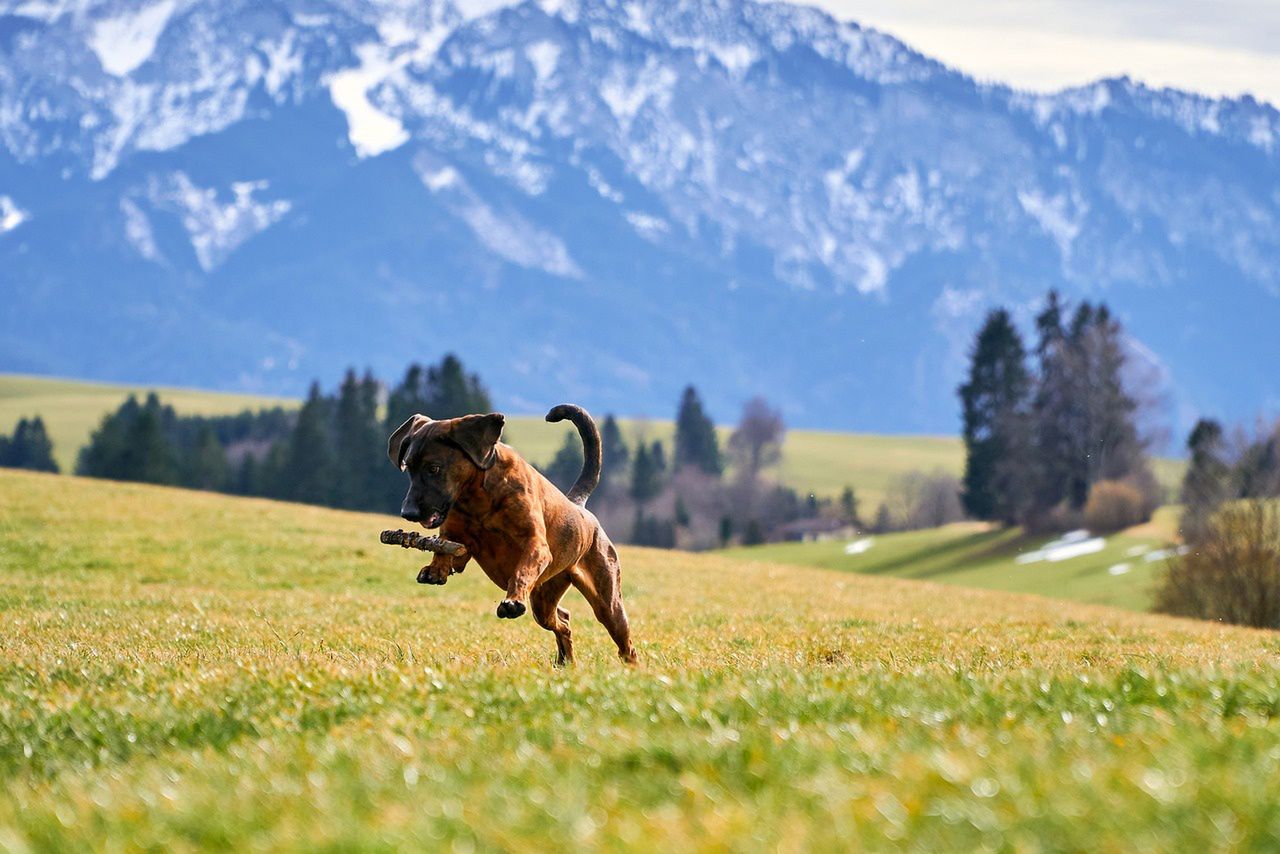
[[2, 0, 1278, 435]]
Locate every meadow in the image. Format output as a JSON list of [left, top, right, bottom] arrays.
[[1, 469, 1278, 849], [722, 508, 1183, 613], [0, 373, 1183, 507]]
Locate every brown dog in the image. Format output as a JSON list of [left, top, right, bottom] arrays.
[[388, 405, 636, 665]]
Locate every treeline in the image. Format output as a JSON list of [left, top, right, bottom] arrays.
[[959, 291, 1157, 533], [76, 356, 491, 512], [70, 356, 863, 548], [0, 416, 58, 473], [541, 388, 860, 549], [1177, 417, 1280, 543]]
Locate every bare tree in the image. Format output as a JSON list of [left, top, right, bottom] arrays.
[[728, 397, 785, 481]]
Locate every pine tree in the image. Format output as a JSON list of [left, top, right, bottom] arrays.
[[630, 441, 664, 504], [542, 431, 585, 494], [181, 425, 230, 491], [280, 382, 335, 505], [333, 368, 384, 509], [674, 386, 722, 475], [1, 416, 58, 473], [127, 394, 180, 485], [959, 309, 1033, 524], [839, 485, 860, 527], [599, 414, 630, 495], [1031, 291, 1079, 515], [386, 355, 492, 425], [1180, 419, 1232, 543]]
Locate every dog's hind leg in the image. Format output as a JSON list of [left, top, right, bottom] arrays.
[[574, 536, 637, 665], [530, 571, 575, 666]]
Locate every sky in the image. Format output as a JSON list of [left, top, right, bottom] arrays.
[[807, 0, 1280, 105]]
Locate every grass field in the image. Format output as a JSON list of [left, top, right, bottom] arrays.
[[2, 469, 1279, 849], [721, 507, 1184, 613], [0, 373, 1184, 507]]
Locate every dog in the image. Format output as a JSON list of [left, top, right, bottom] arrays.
[[388, 404, 637, 665]]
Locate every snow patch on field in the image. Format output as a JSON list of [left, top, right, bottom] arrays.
[[89, 0, 176, 76], [843, 537, 875, 555], [1016, 530, 1105, 564]]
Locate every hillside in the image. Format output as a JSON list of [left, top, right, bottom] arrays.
[[2, 0, 1279, 434], [1, 469, 1279, 848], [722, 507, 1184, 612]]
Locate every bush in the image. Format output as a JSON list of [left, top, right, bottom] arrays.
[[1155, 501, 1280, 629], [1082, 480, 1148, 533]]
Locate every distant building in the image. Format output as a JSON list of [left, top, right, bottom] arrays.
[[774, 518, 857, 543]]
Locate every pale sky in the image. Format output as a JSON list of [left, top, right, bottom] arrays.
[[807, 0, 1280, 106]]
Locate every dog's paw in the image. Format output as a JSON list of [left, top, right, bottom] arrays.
[[417, 565, 448, 585], [496, 599, 526, 619]]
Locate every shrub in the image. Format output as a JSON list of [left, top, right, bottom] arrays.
[[1155, 501, 1280, 629], [1082, 479, 1148, 533]]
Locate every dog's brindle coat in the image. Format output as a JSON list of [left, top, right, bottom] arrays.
[[388, 405, 636, 665]]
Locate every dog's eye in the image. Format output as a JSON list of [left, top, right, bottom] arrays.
[[428, 464, 442, 476]]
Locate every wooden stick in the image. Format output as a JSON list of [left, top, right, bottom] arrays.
[[379, 529, 468, 557]]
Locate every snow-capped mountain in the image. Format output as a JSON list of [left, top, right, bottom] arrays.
[[2, 0, 1279, 434]]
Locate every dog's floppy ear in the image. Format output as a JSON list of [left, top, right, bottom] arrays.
[[449, 413, 505, 470], [387, 414, 430, 471]]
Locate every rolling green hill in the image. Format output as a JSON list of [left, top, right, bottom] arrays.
[[0, 373, 1184, 506], [721, 507, 1184, 613], [0, 470, 1277, 849]]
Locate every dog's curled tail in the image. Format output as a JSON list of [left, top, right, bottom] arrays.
[[545, 404, 601, 505]]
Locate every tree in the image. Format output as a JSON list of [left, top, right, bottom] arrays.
[[674, 386, 722, 475], [181, 425, 230, 491], [0, 416, 58, 473], [629, 441, 665, 505], [728, 397, 785, 481], [279, 382, 335, 505], [839, 486, 861, 527], [1030, 290, 1079, 516], [543, 430, 585, 494], [959, 309, 1033, 524], [599, 414, 630, 496], [1181, 418, 1233, 544], [872, 503, 893, 533], [385, 354, 492, 426], [333, 368, 384, 509]]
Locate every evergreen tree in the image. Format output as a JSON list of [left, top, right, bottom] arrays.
[[673, 386, 722, 475], [629, 441, 664, 504], [542, 431, 585, 494], [1180, 419, 1232, 543], [873, 503, 892, 533], [599, 414, 630, 495], [181, 425, 230, 491], [280, 382, 335, 505], [0, 416, 59, 472], [385, 355, 492, 425], [1030, 291, 1081, 515], [839, 485, 861, 527], [718, 515, 734, 547], [333, 368, 383, 509], [959, 309, 1033, 524]]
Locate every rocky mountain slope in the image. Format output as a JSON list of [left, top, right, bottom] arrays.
[[2, 0, 1278, 432]]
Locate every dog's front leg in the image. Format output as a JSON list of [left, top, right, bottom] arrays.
[[417, 552, 469, 585], [495, 542, 551, 620]]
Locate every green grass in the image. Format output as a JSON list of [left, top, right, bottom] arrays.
[[722, 507, 1184, 612], [0, 373, 1187, 505], [1, 470, 1279, 849]]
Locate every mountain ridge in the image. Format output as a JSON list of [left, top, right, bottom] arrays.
[[2, 0, 1278, 433]]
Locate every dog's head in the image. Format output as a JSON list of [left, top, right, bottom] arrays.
[[388, 412, 505, 529]]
